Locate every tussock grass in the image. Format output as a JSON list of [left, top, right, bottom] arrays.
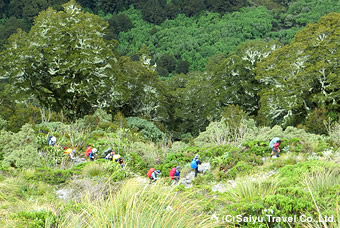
[[305, 164, 340, 194], [228, 175, 282, 202], [59, 178, 220, 228], [82, 163, 105, 177]]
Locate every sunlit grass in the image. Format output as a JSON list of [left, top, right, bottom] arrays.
[[59, 178, 220, 228], [228, 175, 282, 202], [82, 163, 105, 177], [305, 163, 340, 194]]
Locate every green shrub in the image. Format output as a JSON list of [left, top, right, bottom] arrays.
[[104, 161, 131, 182], [1, 124, 42, 169], [27, 168, 73, 185], [227, 161, 253, 179], [155, 152, 191, 176], [125, 152, 148, 174], [12, 210, 56, 228], [211, 150, 263, 171], [278, 160, 333, 186], [126, 117, 166, 142]]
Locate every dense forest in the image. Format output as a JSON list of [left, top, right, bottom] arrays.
[[0, 0, 339, 138], [0, 1, 339, 227]]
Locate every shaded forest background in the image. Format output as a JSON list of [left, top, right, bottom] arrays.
[[0, 0, 339, 139]]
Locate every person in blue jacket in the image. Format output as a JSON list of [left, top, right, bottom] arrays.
[[192, 154, 202, 177]]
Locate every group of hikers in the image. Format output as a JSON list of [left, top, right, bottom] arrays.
[[48, 135, 283, 185], [85, 145, 126, 169], [147, 154, 203, 185], [47, 136, 126, 169], [147, 137, 282, 185]]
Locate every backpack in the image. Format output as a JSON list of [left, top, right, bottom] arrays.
[[100, 147, 112, 158], [269, 137, 280, 149], [89, 151, 95, 158], [85, 147, 92, 157], [190, 159, 198, 169], [169, 168, 176, 179], [147, 168, 155, 178]]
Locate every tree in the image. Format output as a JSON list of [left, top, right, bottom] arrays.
[[0, 16, 30, 51], [156, 54, 176, 76], [0, 0, 124, 119], [140, 0, 165, 24], [256, 13, 340, 126], [209, 40, 282, 116]]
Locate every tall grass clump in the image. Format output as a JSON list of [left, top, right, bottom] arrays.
[[59, 178, 220, 227], [305, 164, 340, 194], [82, 163, 105, 177], [228, 175, 282, 202]]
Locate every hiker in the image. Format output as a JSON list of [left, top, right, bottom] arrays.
[[147, 168, 161, 184], [85, 145, 92, 157], [48, 136, 57, 146], [113, 154, 121, 162], [70, 150, 76, 160], [118, 157, 125, 169], [191, 154, 202, 177], [89, 148, 97, 161], [169, 166, 181, 185], [269, 137, 282, 158]]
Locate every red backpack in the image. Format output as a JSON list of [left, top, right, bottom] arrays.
[[85, 147, 92, 157], [169, 168, 176, 180], [147, 168, 155, 178]]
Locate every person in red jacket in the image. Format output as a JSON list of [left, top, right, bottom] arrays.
[[271, 140, 282, 158], [85, 145, 92, 157]]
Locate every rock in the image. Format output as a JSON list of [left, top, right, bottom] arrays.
[[71, 157, 86, 166], [212, 183, 228, 193], [56, 188, 73, 201], [198, 162, 210, 173]]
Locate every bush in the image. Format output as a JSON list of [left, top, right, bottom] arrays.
[[104, 161, 131, 182], [12, 210, 56, 228], [1, 124, 42, 169], [126, 117, 166, 142], [227, 161, 253, 179], [155, 152, 191, 176], [27, 168, 73, 185], [211, 149, 263, 171]]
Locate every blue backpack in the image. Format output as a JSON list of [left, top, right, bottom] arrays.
[[269, 137, 280, 149], [190, 159, 198, 169]]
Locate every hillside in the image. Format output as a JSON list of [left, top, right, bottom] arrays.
[[0, 1, 339, 227]]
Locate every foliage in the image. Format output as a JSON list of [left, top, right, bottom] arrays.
[[211, 148, 263, 172], [129, 141, 161, 166], [26, 168, 73, 184], [0, 115, 6, 130], [228, 176, 281, 202], [12, 210, 56, 228], [119, 7, 275, 71], [58, 178, 220, 227], [103, 161, 131, 182], [1, 124, 42, 169], [156, 152, 191, 176], [126, 117, 166, 142], [227, 161, 254, 179], [256, 12, 340, 127], [82, 163, 105, 178], [194, 118, 256, 147], [0, 0, 124, 119]]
